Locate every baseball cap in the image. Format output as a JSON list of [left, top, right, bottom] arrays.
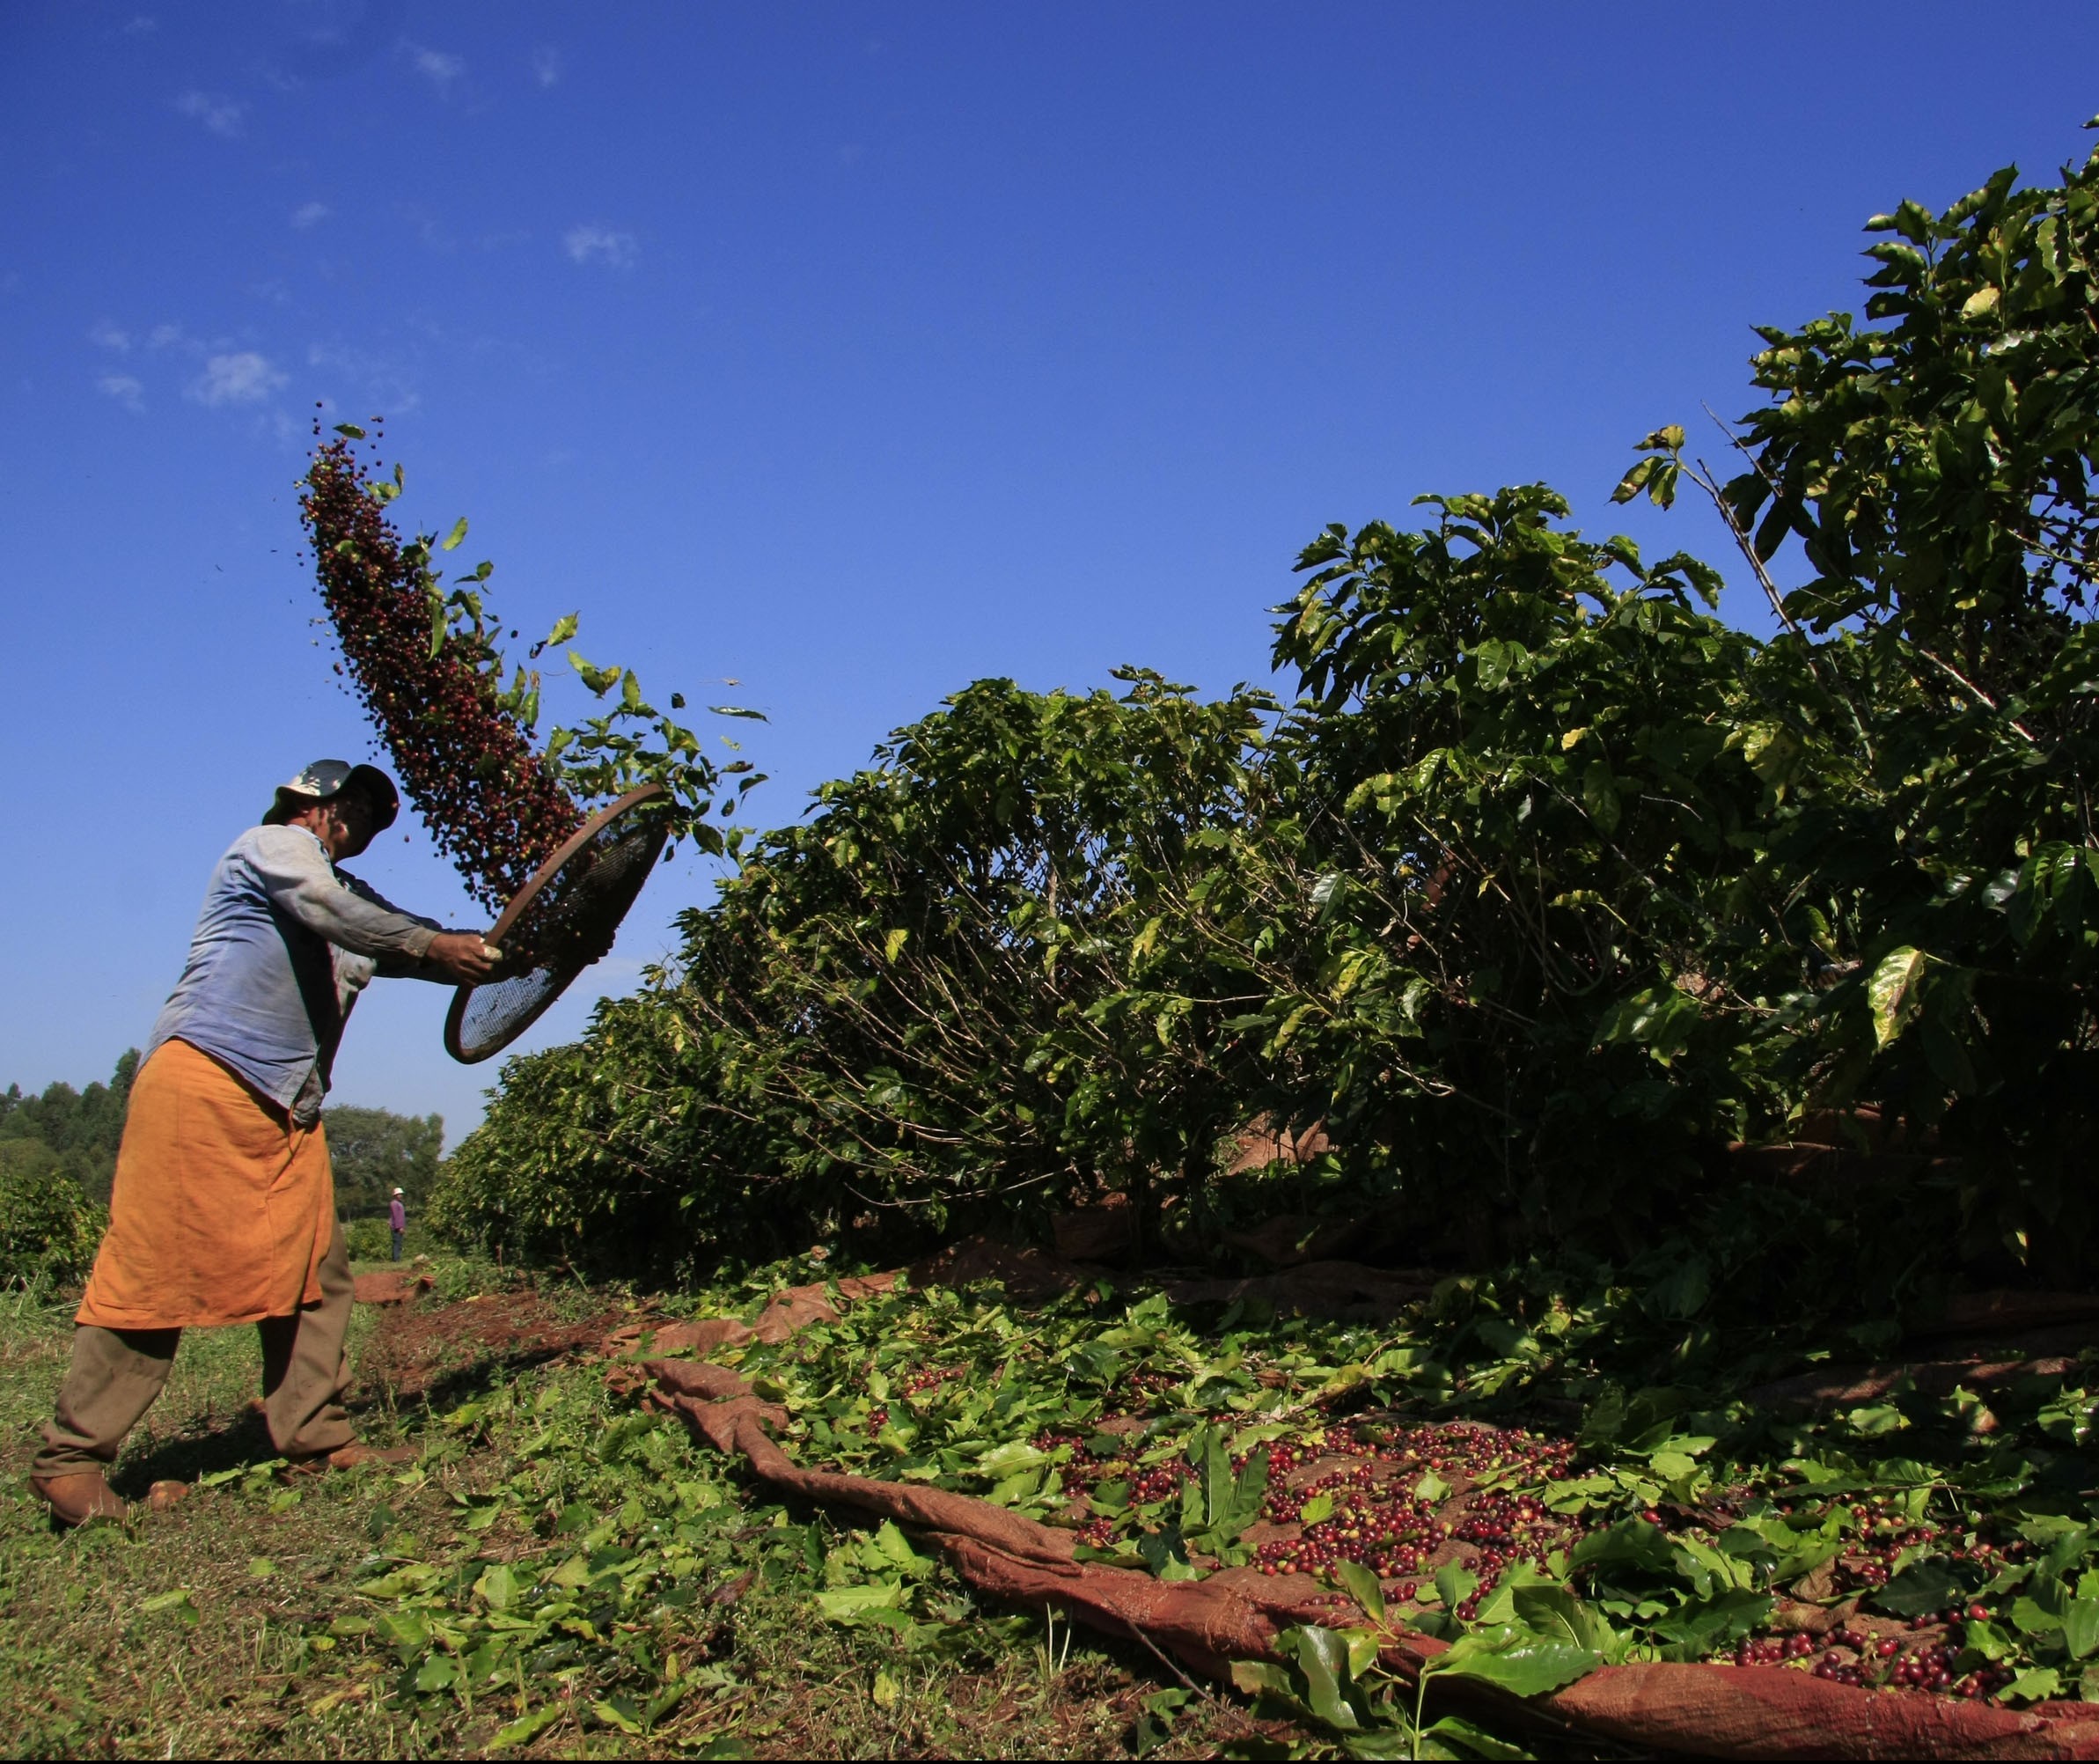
[[262, 760, 400, 831]]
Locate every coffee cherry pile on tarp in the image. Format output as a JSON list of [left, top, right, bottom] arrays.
[[300, 433, 583, 911], [1000, 1400, 2051, 1704]]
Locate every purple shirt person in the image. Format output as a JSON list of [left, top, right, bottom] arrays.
[[388, 1191, 407, 1261]]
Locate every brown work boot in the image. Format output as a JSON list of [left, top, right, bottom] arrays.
[[30, 1470, 128, 1527], [280, 1441, 418, 1478]]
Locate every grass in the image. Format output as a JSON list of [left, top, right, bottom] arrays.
[[0, 1253, 1280, 1761]]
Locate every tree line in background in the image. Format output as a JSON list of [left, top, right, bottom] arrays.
[[0, 1052, 446, 1283], [434, 135, 2099, 1327]]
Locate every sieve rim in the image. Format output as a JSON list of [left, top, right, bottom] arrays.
[[442, 781, 671, 1064]]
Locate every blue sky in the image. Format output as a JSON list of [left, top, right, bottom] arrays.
[[4, 3, 2096, 1140]]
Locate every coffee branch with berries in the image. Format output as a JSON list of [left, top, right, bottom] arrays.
[[297, 420, 764, 913]]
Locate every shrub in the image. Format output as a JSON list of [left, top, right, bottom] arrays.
[[437, 134, 2099, 1298], [343, 1216, 399, 1261], [0, 1140, 106, 1288]]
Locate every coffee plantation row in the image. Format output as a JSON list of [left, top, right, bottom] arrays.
[[419, 136, 2099, 1319]]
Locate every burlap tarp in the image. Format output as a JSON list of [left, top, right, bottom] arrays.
[[618, 1269, 2099, 1760]]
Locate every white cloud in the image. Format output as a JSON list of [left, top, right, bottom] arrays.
[[147, 321, 188, 350], [532, 45, 561, 87], [563, 225, 636, 269], [306, 338, 422, 416], [187, 351, 286, 407], [97, 373, 144, 412], [174, 89, 244, 137], [89, 320, 131, 352], [406, 43, 463, 92], [291, 201, 330, 229]]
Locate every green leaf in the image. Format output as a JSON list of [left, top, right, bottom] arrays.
[[1435, 1564, 1480, 1613], [1741, 723, 1802, 786], [2065, 1595, 2099, 1660], [1643, 1259, 1711, 1321], [813, 1584, 909, 1621], [1875, 1560, 1966, 1618], [2006, 1666, 2063, 1704], [976, 1442, 1048, 1478], [1429, 1628, 1600, 1697], [1568, 1518, 1675, 1575], [868, 1520, 928, 1573], [1230, 1659, 1295, 1699], [1283, 1627, 1361, 1731], [569, 651, 621, 696], [140, 1588, 197, 1624], [1334, 1559, 1386, 1623], [474, 1562, 519, 1610], [1508, 1584, 1625, 1657], [415, 1652, 459, 1692], [592, 1695, 644, 1735], [442, 516, 469, 551], [1650, 1589, 1771, 1654], [332, 422, 366, 438], [488, 1704, 564, 1750], [375, 1610, 431, 1654], [1581, 761, 1621, 835], [1419, 1716, 1537, 1760], [1867, 946, 1929, 1049], [1592, 988, 1699, 1062], [1580, 1386, 1626, 1448]]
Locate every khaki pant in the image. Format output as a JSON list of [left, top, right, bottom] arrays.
[[33, 1216, 357, 1477]]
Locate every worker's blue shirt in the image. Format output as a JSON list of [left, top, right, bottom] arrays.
[[147, 825, 444, 1123]]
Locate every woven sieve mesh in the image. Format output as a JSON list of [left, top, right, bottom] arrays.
[[445, 796, 670, 1063]]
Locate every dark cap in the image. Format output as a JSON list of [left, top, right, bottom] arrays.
[[261, 759, 400, 831]]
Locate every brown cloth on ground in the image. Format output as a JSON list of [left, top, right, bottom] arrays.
[[78, 1038, 334, 1330], [628, 1272, 2099, 1761]]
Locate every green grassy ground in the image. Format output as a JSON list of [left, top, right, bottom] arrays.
[[0, 1254, 1271, 1761]]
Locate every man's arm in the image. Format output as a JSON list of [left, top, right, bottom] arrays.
[[253, 827, 493, 982], [336, 872, 480, 982], [335, 867, 499, 984]]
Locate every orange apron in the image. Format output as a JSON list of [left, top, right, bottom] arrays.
[[77, 1038, 334, 1329]]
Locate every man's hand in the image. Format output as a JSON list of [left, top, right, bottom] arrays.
[[426, 931, 500, 983]]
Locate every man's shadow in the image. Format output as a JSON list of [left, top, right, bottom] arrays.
[[112, 1405, 279, 1493]]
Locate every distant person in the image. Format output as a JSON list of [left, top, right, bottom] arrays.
[[29, 761, 499, 1528], [389, 1187, 407, 1261]]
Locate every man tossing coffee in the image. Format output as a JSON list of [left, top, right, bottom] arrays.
[[29, 761, 495, 1525]]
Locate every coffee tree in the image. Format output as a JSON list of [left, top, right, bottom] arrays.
[[437, 130, 2099, 1294], [433, 673, 1277, 1269]]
